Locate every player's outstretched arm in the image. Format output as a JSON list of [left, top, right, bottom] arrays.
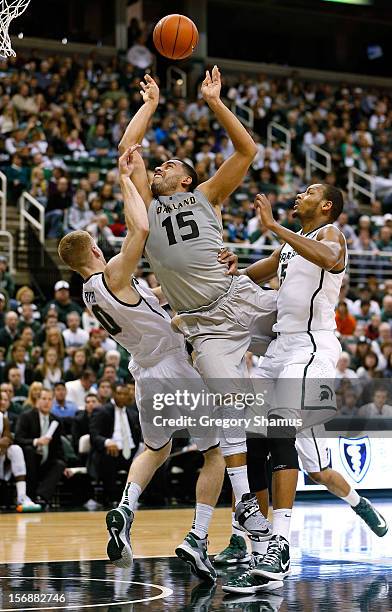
[[218, 246, 281, 284], [198, 65, 257, 208], [118, 74, 159, 207], [105, 146, 149, 292], [254, 194, 346, 271]]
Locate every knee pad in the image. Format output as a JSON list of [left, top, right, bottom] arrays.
[[268, 437, 299, 472], [246, 436, 270, 491]]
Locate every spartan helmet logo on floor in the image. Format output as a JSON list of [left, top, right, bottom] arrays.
[[319, 384, 333, 402]]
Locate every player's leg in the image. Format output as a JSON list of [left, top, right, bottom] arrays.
[[6, 444, 41, 512], [176, 444, 225, 583], [106, 440, 172, 568]]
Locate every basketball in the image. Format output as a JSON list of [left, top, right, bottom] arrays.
[[153, 14, 199, 60]]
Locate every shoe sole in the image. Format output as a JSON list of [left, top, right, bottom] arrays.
[[214, 554, 252, 565], [175, 545, 216, 584], [252, 567, 291, 580], [106, 509, 133, 569], [222, 579, 284, 595]]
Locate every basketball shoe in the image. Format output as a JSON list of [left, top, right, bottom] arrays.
[[251, 535, 290, 580], [106, 506, 134, 568], [235, 493, 272, 539], [175, 532, 217, 583], [214, 534, 251, 565], [223, 554, 284, 595], [352, 497, 388, 537]]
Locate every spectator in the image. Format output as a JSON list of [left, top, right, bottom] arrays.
[[65, 368, 96, 409], [15, 388, 66, 508], [96, 379, 113, 406], [86, 214, 116, 259], [43, 280, 82, 324], [66, 189, 94, 232], [43, 326, 66, 364], [45, 177, 72, 238], [4, 154, 30, 204], [23, 381, 43, 412], [87, 124, 112, 157], [101, 364, 121, 386], [89, 383, 141, 505], [64, 348, 88, 382], [0, 311, 19, 352], [15, 286, 40, 322], [381, 295, 392, 323], [34, 348, 63, 388], [0, 294, 7, 328], [356, 352, 383, 383], [0, 255, 15, 299], [62, 311, 89, 358], [8, 367, 29, 414], [335, 302, 357, 336], [72, 392, 100, 457], [357, 388, 392, 418], [17, 304, 40, 335], [126, 33, 153, 71], [6, 341, 34, 385], [339, 390, 359, 416], [335, 352, 359, 385]]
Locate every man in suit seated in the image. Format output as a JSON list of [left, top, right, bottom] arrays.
[[90, 383, 141, 505], [15, 387, 66, 508], [72, 393, 100, 459]]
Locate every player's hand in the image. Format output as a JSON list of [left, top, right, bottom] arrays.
[[201, 65, 221, 104], [106, 442, 120, 457], [217, 247, 239, 275], [118, 144, 142, 177], [254, 193, 276, 231], [140, 74, 159, 106]]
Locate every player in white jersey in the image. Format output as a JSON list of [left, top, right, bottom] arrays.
[[58, 146, 226, 583], [223, 184, 387, 594]]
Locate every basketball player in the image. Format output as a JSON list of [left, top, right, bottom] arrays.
[[58, 146, 226, 584], [223, 185, 388, 594], [118, 66, 285, 539]]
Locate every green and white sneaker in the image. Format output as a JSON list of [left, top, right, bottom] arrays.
[[223, 555, 284, 595], [175, 532, 217, 584], [106, 506, 134, 568], [251, 535, 290, 580], [223, 593, 284, 610], [214, 534, 251, 565], [353, 497, 388, 537]]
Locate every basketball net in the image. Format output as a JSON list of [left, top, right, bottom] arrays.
[[0, 0, 31, 57]]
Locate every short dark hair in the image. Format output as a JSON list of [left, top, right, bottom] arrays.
[[173, 159, 198, 192], [54, 381, 66, 388], [322, 185, 344, 222]]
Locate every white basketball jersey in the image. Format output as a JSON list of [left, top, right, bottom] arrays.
[[82, 273, 185, 368], [274, 224, 347, 333]]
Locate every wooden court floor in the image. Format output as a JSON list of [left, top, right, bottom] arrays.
[[1, 507, 233, 564]]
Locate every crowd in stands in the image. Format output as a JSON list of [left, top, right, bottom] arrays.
[[0, 23, 391, 510]]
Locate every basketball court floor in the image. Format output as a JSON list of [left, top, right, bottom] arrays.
[[1, 499, 391, 611]]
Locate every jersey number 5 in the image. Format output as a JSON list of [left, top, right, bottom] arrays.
[[162, 211, 200, 246], [92, 305, 122, 336]]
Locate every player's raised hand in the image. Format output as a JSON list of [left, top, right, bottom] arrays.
[[217, 247, 239, 275], [118, 144, 142, 176], [139, 73, 159, 106], [201, 65, 221, 103], [254, 193, 276, 231]]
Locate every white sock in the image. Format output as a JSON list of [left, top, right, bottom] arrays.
[[272, 508, 292, 541], [120, 482, 141, 513], [227, 465, 250, 504], [191, 503, 214, 539], [340, 488, 361, 507], [16, 481, 26, 504], [232, 512, 246, 538], [249, 536, 269, 555]]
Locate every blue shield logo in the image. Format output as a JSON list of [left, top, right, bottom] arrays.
[[339, 436, 371, 484]]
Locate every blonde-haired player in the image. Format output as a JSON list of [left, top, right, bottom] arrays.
[[58, 146, 225, 583]]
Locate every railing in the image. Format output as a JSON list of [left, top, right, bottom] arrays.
[[267, 122, 291, 153], [306, 144, 332, 181], [19, 192, 45, 246], [348, 167, 376, 204], [0, 171, 7, 231], [166, 66, 187, 97], [0, 230, 15, 274], [231, 102, 254, 129]]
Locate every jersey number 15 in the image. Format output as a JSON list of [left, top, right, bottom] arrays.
[[162, 211, 200, 246]]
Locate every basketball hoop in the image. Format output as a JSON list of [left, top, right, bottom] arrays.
[[0, 0, 31, 57]]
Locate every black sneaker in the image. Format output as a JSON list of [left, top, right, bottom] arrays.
[[106, 506, 134, 568], [235, 493, 272, 539], [251, 535, 290, 580], [353, 497, 388, 537]]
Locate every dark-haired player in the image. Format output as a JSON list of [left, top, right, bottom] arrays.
[[118, 68, 277, 538]]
